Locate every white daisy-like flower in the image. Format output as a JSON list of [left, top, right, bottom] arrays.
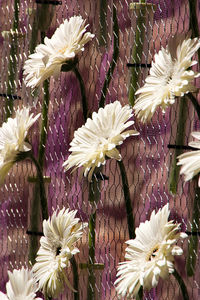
[[0, 267, 42, 300], [24, 16, 94, 88], [0, 107, 40, 184], [63, 101, 139, 181], [115, 204, 187, 298], [177, 131, 200, 186], [133, 34, 200, 122], [33, 208, 87, 298]]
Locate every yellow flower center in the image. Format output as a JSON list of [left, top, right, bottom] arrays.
[[146, 244, 160, 261], [58, 45, 68, 54]]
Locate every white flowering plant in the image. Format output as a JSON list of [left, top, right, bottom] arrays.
[[2, 2, 200, 300]]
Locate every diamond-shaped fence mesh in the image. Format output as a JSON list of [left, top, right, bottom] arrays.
[[0, 0, 200, 299]]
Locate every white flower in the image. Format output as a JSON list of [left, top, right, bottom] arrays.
[[0, 107, 40, 184], [63, 101, 139, 181], [0, 267, 42, 300], [133, 34, 200, 122], [24, 16, 94, 88], [33, 208, 87, 298], [177, 131, 200, 186], [0, 292, 8, 300], [115, 204, 187, 298]]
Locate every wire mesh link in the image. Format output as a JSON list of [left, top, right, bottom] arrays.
[[0, 0, 200, 299]]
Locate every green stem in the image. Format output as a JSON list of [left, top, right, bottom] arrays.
[[99, 4, 119, 108], [187, 92, 200, 121], [186, 67, 200, 277], [29, 2, 54, 53], [29, 153, 48, 221], [70, 256, 79, 300], [13, 0, 19, 30], [73, 67, 88, 121], [15, 150, 48, 263], [5, 0, 20, 119], [117, 160, 135, 239], [87, 177, 101, 300], [29, 11, 39, 54], [128, 3, 146, 106], [188, 0, 198, 36], [61, 60, 86, 123], [99, 0, 107, 47], [28, 180, 40, 264], [186, 180, 200, 276], [36, 75, 50, 217], [38, 78, 50, 169], [27, 3, 53, 265], [168, 2, 200, 194], [136, 286, 143, 300], [29, 74, 50, 263], [188, 0, 200, 62], [87, 211, 96, 300], [28, 152, 49, 264], [169, 97, 187, 194], [172, 268, 189, 300]]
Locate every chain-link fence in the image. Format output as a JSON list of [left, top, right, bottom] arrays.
[[0, 0, 200, 299]]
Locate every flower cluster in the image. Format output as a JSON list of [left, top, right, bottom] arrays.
[[115, 204, 187, 298], [0, 208, 87, 299], [1, 8, 197, 300]]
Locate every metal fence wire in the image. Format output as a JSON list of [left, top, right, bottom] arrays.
[[0, 0, 200, 299]]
